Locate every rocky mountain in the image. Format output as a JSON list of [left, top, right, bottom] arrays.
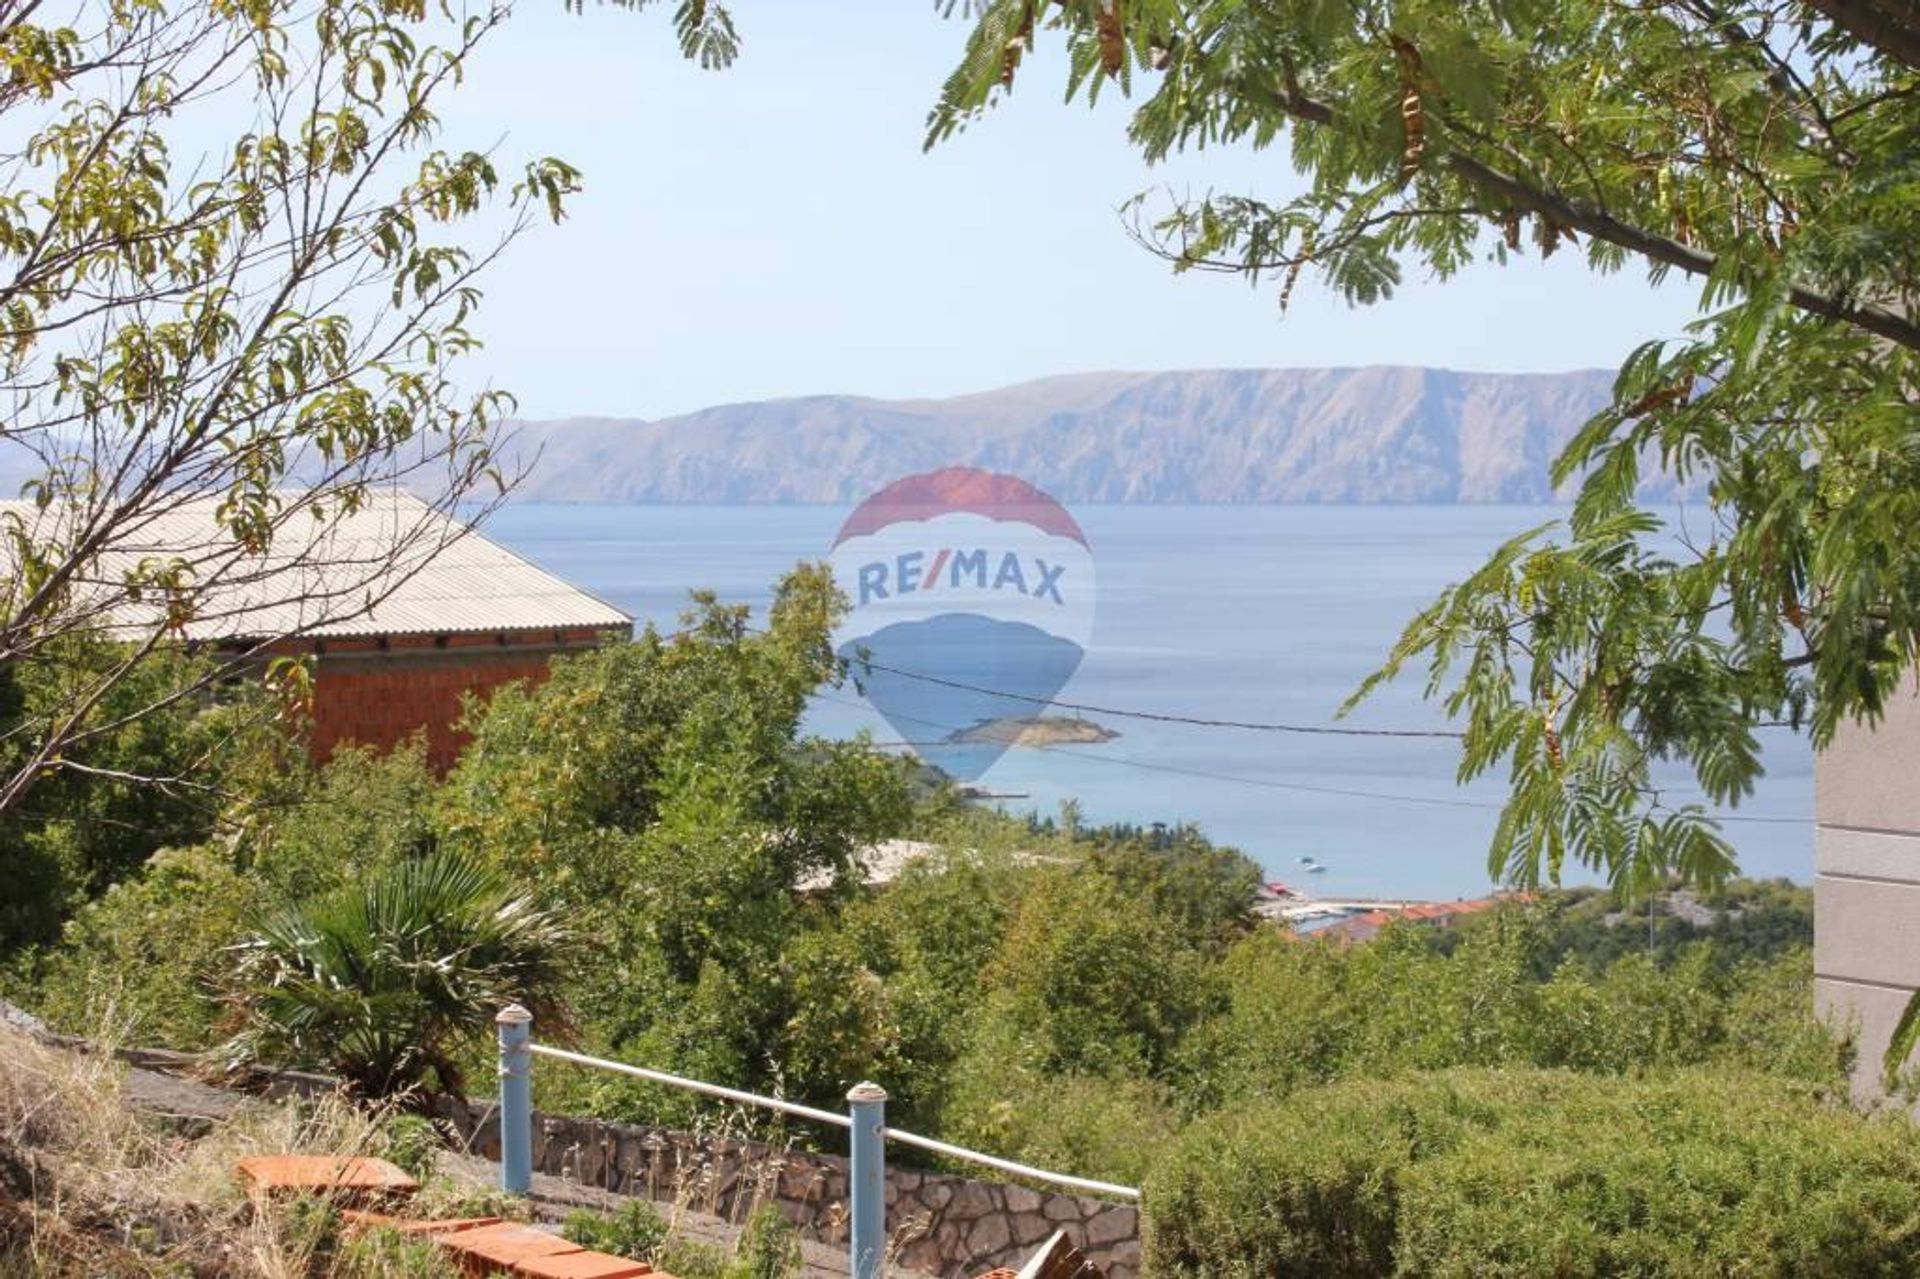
[[502, 365, 1638, 504]]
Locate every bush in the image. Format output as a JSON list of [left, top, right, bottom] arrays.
[[561, 1193, 797, 1279], [939, 1030, 1181, 1187], [563, 1200, 670, 1262], [981, 867, 1214, 1078], [1145, 1068, 1920, 1277], [26, 844, 263, 1046], [733, 1204, 803, 1279], [381, 1114, 441, 1182], [1174, 905, 1846, 1113], [223, 848, 574, 1100], [334, 1224, 460, 1278]]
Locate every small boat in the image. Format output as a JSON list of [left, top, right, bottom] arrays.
[[1299, 855, 1318, 866], [1306, 863, 1328, 874]]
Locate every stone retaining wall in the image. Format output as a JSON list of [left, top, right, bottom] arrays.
[[438, 1100, 1141, 1279]]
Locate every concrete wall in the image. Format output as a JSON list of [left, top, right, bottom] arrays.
[[1815, 673, 1920, 1098], [439, 1100, 1142, 1279]]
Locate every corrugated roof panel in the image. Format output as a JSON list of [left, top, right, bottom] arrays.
[[0, 491, 631, 641]]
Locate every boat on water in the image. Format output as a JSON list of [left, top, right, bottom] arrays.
[[1306, 863, 1328, 874]]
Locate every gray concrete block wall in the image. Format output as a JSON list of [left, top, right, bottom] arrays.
[[1815, 674, 1920, 1099]]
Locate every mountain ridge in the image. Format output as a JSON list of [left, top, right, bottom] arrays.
[[501, 365, 1645, 505]]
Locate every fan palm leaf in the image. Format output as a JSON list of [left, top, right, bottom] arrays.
[[224, 848, 574, 1101]]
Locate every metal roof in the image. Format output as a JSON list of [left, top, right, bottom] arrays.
[[0, 491, 631, 642]]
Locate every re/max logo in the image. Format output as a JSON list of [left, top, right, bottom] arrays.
[[857, 549, 1068, 606]]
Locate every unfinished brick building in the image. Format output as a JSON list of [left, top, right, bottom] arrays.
[[242, 499, 631, 772], [5, 490, 631, 774]]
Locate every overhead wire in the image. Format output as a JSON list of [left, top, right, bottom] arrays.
[[837, 651, 1806, 738], [654, 621, 1809, 824], [805, 688, 1811, 826]]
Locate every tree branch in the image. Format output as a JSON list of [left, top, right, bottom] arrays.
[[1803, 0, 1920, 72], [1238, 78, 1920, 353]]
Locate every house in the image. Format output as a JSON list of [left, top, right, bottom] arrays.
[[1813, 673, 1920, 1098], [1309, 894, 1503, 944], [0, 491, 631, 773]]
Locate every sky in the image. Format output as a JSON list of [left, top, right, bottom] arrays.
[[442, 2, 1706, 421]]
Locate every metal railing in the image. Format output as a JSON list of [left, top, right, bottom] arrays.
[[495, 1005, 1139, 1279]]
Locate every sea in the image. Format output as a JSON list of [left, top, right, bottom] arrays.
[[483, 503, 1814, 902]]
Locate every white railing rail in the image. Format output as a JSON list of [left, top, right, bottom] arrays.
[[496, 1008, 1139, 1279], [874, 1125, 1140, 1200], [527, 1043, 853, 1129]]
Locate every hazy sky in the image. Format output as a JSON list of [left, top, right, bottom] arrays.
[[446, 3, 1704, 421]]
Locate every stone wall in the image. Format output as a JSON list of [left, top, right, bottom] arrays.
[[439, 1100, 1142, 1279], [1815, 671, 1920, 1100]]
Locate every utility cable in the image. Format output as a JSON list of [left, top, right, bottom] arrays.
[[806, 690, 1812, 826]]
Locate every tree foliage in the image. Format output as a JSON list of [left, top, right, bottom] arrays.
[[0, 638, 284, 950], [934, 0, 1920, 892], [1147, 1067, 1920, 1277], [0, 0, 726, 829]]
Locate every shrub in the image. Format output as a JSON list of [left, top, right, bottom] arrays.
[[657, 1237, 734, 1279], [981, 867, 1214, 1078], [223, 848, 574, 1100], [334, 1225, 461, 1278], [27, 844, 263, 1046], [561, 1192, 796, 1279], [734, 1203, 803, 1279], [1174, 908, 1846, 1113], [560, 1198, 668, 1259], [245, 743, 441, 902], [563, 1200, 671, 1262], [940, 1014, 1182, 1187], [381, 1114, 441, 1182], [1145, 1068, 1920, 1277]]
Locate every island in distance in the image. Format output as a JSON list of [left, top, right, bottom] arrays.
[[944, 715, 1119, 748], [497, 365, 1686, 506]]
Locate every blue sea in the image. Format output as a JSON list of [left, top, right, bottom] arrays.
[[483, 504, 1814, 901]]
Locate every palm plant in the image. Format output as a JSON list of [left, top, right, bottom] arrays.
[[223, 848, 573, 1102]]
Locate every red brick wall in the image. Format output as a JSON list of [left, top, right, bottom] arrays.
[[264, 629, 624, 775]]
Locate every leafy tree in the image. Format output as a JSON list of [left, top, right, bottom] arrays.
[[241, 742, 442, 903], [223, 848, 574, 1101], [933, 0, 1920, 892], [25, 843, 265, 1046], [978, 866, 1215, 1078], [1084, 822, 1261, 954], [0, 0, 730, 825], [1174, 904, 1842, 1116], [442, 566, 914, 1114], [0, 640, 263, 950], [1439, 878, 1816, 974]]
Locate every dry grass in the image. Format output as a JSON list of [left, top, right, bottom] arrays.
[[0, 1021, 453, 1277]]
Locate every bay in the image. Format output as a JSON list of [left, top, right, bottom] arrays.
[[483, 503, 1814, 901]]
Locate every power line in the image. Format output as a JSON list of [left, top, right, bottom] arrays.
[[661, 623, 1808, 824], [842, 654, 1465, 738], [807, 689, 1809, 825], [715, 622, 1805, 742], [841, 653, 1805, 740]]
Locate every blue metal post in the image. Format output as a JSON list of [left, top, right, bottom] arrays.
[[497, 1004, 533, 1195], [847, 1081, 888, 1279]]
